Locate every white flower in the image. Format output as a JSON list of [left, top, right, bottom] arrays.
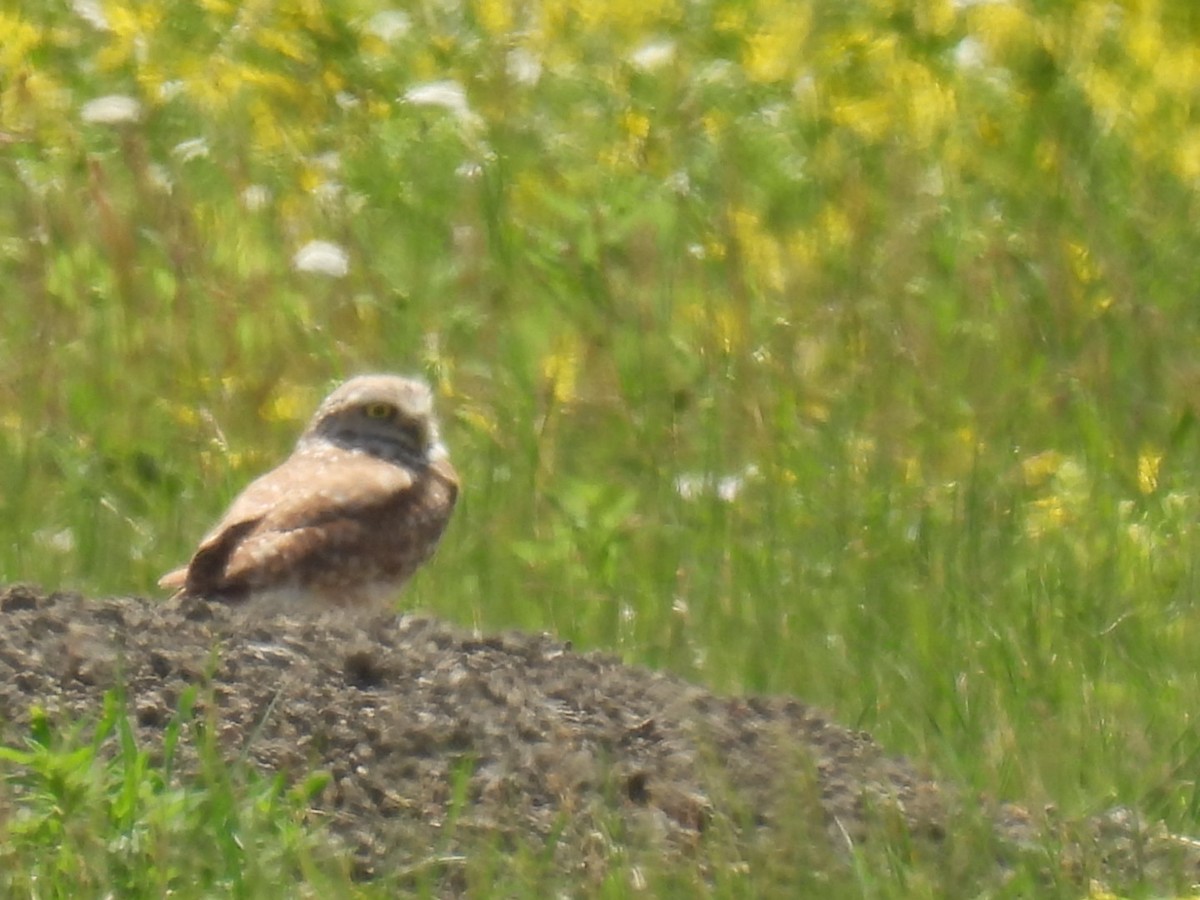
[[716, 471, 748, 503], [241, 185, 271, 211], [365, 10, 410, 42], [674, 473, 705, 501], [80, 95, 142, 125], [952, 37, 986, 69], [507, 48, 542, 85], [146, 163, 172, 193], [158, 80, 186, 101], [172, 138, 209, 161], [35, 527, 75, 554], [629, 40, 675, 72], [292, 240, 349, 278], [312, 181, 344, 206], [72, 0, 108, 30], [311, 151, 341, 172], [402, 80, 474, 121], [674, 464, 760, 503], [665, 171, 691, 196]]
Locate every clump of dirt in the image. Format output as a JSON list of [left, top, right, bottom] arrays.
[[0, 585, 1194, 889]]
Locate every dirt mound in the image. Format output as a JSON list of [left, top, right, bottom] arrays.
[[0, 585, 1193, 888]]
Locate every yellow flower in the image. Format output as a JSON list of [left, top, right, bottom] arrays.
[[915, 0, 954, 37], [1174, 127, 1200, 182], [1152, 45, 1200, 97], [1137, 450, 1162, 495], [1035, 138, 1060, 174], [542, 333, 580, 405], [1065, 240, 1097, 286], [620, 109, 650, 140], [256, 27, 312, 65], [970, 2, 1038, 61], [260, 383, 312, 424], [744, 15, 810, 84], [895, 61, 955, 149], [1025, 495, 1068, 538], [817, 205, 853, 251], [0, 14, 39, 70], [903, 456, 922, 484], [680, 301, 740, 353], [1079, 68, 1127, 131], [1021, 450, 1066, 487], [830, 96, 893, 143], [730, 208, 784, 292], [249, 98, 288, 153], [848, 435, 877, 473], [714, 6, 745, 36], [1127, 13, 1164, 70], [458, 403, 499, 440], [97, 4, 164, 72], [476, 0, 514, 35]]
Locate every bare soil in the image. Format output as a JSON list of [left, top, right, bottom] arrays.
[[0, 584, 1194, 891]]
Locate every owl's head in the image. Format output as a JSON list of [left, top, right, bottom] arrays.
[[299, 374, 448, 464]]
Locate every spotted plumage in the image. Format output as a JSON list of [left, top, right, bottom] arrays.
[[159, 375, 458, 609]]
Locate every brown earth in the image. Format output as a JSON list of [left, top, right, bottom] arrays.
[[0, 584, 1195, 891]]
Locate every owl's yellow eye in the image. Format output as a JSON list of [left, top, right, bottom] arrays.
[[364, 402, 395, 419]]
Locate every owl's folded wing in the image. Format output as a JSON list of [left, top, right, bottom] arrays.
[[166, 454, 418, 601]]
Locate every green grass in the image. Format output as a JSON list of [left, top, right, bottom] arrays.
[[5, 0, 1200, 894], [0, 687, 349, 897]]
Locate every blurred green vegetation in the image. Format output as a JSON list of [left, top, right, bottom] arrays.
[[5, 0, 1200, 893], [0, 689, 348, 895]]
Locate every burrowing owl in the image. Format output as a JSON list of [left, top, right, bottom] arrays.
[[159, 374, 458, 609]]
